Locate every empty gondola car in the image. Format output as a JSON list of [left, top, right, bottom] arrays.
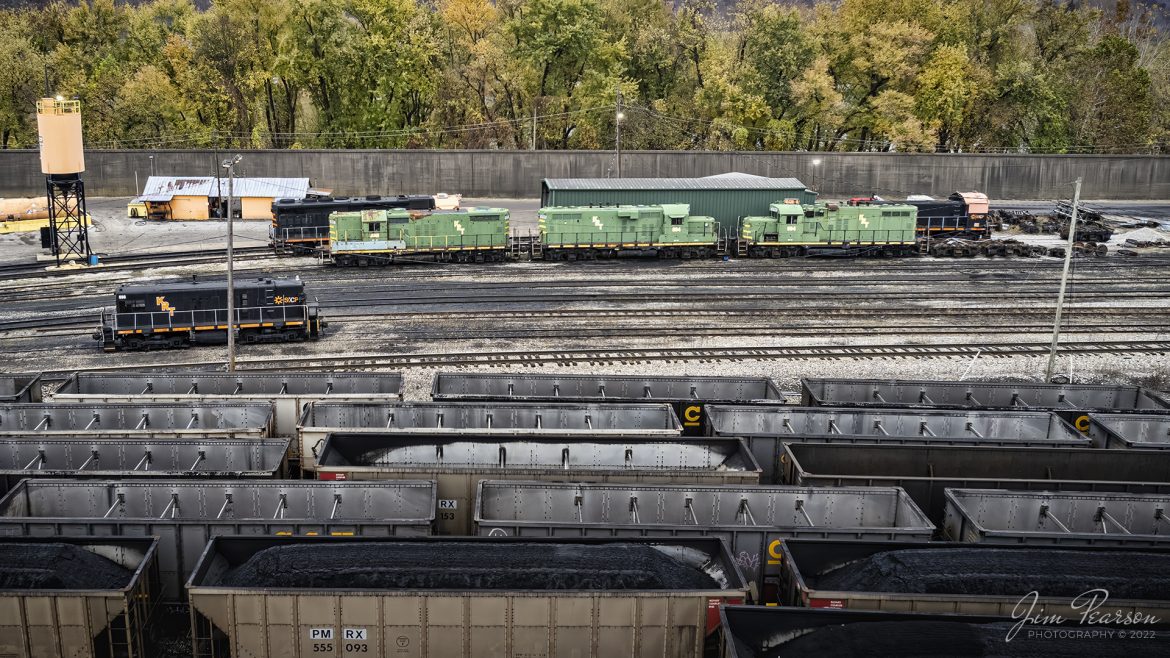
[[739, 200, 919, 257], [537, 203, 723, 259], [329, 207, 511, 265], [96, 276, 324, 351], [271, 195, 436, 254]]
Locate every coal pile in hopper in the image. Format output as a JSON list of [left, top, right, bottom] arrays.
[[762, 620, 1168, 657], [218, 542, 719, 590], [814, 548, 1170, 599], [0, 542, 132, 590]]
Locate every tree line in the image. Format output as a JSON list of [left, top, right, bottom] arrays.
[[1, 0, 1167, 153]]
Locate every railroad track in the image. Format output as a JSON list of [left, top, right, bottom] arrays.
[[383, 323, 1170, 341], [0, 246, 276, 282], [46, 340, 1170, 376], [9, 321, 1166, 345], [6, 304, 1168, 337], [332, 306, 1170, 321]]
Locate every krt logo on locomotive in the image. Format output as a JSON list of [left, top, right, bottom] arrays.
[[155, 296, 175, 315]]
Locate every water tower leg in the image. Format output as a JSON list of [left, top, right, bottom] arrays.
[[46, 173, 91, 266]]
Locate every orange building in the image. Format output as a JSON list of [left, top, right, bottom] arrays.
[[131, 176, 314, 220]]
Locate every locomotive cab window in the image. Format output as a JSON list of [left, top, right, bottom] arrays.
[[671, 217, 684, 226], [786, 216, 799, 225]]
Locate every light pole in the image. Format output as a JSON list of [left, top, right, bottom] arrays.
[[615, 87, 624, 178], [1045, 177, 1082, 383], [810, 158, 822, 196], [221, 154, 242, 371], [149, 155, 155, 177]]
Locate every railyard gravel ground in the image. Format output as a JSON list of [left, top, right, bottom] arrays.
[[759, 620, 1169, 657], [3, 197, 1169, 390], [217, 542, 720, 590], [812, 548, 1170, 599], [0, 542, 132, 589]]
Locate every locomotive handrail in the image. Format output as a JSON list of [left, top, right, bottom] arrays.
[[543, 230, 717, 247], [332, 230, 507, 249], [820, 229, 914, 244], [111, 304, 310, 333], [278, 226, 328, 242]]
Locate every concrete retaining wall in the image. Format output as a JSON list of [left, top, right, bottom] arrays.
[[0, 149, 1166, 200]]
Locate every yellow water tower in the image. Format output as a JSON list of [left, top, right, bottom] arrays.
[[36, 98, 85, 175], [36, 97, 91, 265]]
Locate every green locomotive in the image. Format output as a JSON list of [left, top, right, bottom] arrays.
[[537, 204, 723, 259], [739, 200, 919, 257], [329, 207, 510, 265]]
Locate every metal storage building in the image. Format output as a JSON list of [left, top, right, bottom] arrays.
[[540, 174, 815, 230]]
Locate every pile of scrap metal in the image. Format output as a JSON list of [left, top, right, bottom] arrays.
[[1052, 201, 1115, 242], [990, 203, 1115, 242], [925, 238, 1047, 258]]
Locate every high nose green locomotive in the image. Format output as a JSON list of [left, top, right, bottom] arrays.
[[739, 200, 919, 257]]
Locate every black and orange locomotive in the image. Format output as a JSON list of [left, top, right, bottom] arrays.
[[96, 276, 324, 351]]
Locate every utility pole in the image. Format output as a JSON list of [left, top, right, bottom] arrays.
[[222, 154, 242, 372], [1045, 177, 1081, 383], [531, 111, 537, 151], [615, 87, 623, 178]]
